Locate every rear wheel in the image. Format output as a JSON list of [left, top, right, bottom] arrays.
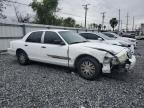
[[76, 56, 101, 80], [17, 51, 29, 65]]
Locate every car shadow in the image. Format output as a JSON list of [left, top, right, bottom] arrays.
[[12, 59, 131, 82]]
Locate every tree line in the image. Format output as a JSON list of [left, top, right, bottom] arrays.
[[0, 0, 118, 30]]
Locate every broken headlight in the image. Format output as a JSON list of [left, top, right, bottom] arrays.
[[104, 53, 119, 65], [104, 53, 114, 64]]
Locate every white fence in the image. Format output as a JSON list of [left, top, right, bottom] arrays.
[[0, 23, 96, 51]]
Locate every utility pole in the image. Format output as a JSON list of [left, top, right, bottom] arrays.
[[118, 9, 121, 31], [82, 4, 90, 28], [126, 13, 129, 31], [132, 16, 135, 31], [101, 12, 106, 30], [121, 20, 123, 30]]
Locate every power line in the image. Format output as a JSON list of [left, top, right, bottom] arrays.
[[7, 0, 30, 6]]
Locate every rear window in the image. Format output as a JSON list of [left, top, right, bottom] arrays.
[[26, 31, 43, 43]]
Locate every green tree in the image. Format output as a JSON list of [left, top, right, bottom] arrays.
[[0, 0, 7, 19], [54, 17, 64, 26], [93, 23, 98, 29], [89, 23, 98, 29], [30, 0, 59, 24], [63, 17, 75, 27], [110, 18, 118, 31]]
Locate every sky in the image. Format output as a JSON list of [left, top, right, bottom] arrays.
[[1, 0, 144, 30]]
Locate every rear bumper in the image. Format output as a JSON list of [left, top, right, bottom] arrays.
[[7, 48, 16, 56]]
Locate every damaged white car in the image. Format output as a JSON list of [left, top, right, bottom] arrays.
[[8, 30, 136, 80]]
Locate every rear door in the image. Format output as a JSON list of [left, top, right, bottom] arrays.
[[24, 31, 44, 61], [41, 31, 69, 66]]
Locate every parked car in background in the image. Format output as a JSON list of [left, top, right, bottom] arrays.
[[119, 32, 136, 39], [79, 32, 135, 53], [136, 36, 144, 40], [103, 32, 137, 48], [8, 30, 136, 80]]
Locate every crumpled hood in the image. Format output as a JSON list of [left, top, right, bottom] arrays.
[[77, 42, 126, 54]]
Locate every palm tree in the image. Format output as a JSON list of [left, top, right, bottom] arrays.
[[103, 25, 106, 30], [98, 24, 102, 32], [110, 18, 118, 31]]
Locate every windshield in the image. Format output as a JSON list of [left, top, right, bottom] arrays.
[[59, 31, 88, 44], [98, 33, 112, 40]]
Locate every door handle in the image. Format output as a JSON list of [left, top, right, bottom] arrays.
[[25, 44, 28, 47], [41, 46, 46, 48]]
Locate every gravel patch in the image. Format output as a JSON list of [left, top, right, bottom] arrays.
[[0, 40, 144, 108]]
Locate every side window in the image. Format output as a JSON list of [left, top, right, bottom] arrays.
[[80, 33, 100, 40], [104, 33, 114, 38], [26, 31, 43, 43], [44, 31, 63, 44], [80, 33, 89, 39]]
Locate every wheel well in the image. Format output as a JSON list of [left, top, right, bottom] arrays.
[[16, 49, 26, 57], [74, 54, 101, 68]]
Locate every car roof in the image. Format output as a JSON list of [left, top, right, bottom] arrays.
[[30, 29, 70, 33], [79, 32, 98, 34]]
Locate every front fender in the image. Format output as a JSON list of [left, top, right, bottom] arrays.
[[69, 47, 107, 67]]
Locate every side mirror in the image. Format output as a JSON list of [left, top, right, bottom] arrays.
[[54, 40, 65, 45], [98, 38, 103, 41]]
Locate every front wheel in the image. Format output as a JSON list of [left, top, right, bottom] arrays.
[[76, 56, 101, 80]]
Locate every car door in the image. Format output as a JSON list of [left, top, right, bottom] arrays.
[[41, 31, 69, 66], [24, 31, 44, 61]]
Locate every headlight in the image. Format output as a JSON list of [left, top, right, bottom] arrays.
[[119, 42, 130, 47], [118, 53, 128, 63], [104, 53, 119, 65]]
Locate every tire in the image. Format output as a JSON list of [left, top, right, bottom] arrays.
[[76, 56, 101, 80], [17, 51, 29, 65]]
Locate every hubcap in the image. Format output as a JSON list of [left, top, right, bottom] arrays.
[[80, 61, 96, 77]]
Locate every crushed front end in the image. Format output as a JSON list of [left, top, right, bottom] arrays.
[[102, 48, 136, 73]]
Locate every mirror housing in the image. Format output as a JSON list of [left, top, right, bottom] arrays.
[[98, 38, 103, 41], [54, 40, 65, 45]]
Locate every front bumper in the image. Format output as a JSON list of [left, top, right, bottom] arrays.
[[102, 55, 136, 73]]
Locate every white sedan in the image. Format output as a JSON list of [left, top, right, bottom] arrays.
[[79, 32, 135, 53], [103, 32, 137, 47], [8, 30, 136, 80]]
